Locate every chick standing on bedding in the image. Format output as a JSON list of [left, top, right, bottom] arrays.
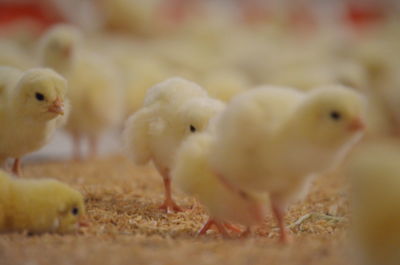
[[209, 85, 366, 243], [0, 170, 85, 234], [0, 66, 67, 176], [346, 140, 400, 265], [38, 25, 123, 160], [173, 132, 267, 236], [123, 77, 225, 212]]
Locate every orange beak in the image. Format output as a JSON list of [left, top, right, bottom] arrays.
[[63, 46, 72, 57], [78, 216, 90, 227], [48, 97, 64, 115], [348, 117, 365, 132]]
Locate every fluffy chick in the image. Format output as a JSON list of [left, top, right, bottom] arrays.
[[38, 24, 123, 160], [0, 66, 67, 175], [123, 77, 225, 212], [173, 131, 267, 236], [210, 85, 366, 243], [202, 69, 250, 102], [346, 140, 400, 265], [0, 170, 85, 234]]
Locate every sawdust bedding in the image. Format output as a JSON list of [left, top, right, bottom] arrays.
[[0, 155, 355, 265]]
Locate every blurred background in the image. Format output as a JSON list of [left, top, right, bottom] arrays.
[[1, 0, 399, 160]]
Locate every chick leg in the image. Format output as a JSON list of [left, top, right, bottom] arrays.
[[71, 133, 82, 161], [240, 227, 252, 238], [88, 136, 99, 159], [198, 218, 229, 237], [159, 177, 182, 213], [0, 158, 6, 171], [271, 201, 292, 244], [12, 158, 21, 176], [223, 222, 243, 234]]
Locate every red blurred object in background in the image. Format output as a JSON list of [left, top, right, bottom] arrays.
[[0, 1, 64, 31], [158, 0, 191, 24], [346, 1, 385, 29]]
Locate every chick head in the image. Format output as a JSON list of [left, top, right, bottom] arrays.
[[16, 68, 67, 121], [178, 97, 225, 136], [50, 181, 85, 233], [38, 24, 81, 72], [298, 85, 366, 146]]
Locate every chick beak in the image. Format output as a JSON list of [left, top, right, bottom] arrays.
[[48, 97, 64, 115], [348, 117, 365, 132], [63, 46, 72, 57], [78, 216, 90, 228]]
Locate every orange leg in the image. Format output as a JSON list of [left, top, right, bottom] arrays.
[[12, 158, 21, 176], [272, 201, 292, 244], [240, 227, 251, 238], [197, 218, 229, 237], [223, 222, 243, 234], [72, 133, 82, 161], [159, 177, 182, 213]]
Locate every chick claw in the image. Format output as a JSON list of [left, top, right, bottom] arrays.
[[197, 219, 229, 238], [158, 198, 183, 213], [223, 222, 243, 234]]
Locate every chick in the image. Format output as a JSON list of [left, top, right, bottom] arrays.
[[0, 66, 67, 176], [346, 140, 400, 265], [202, 69, 250, 102], [123, 77, 225, 212], [0, 170, 85, 234], [209, 85, 366, 243], [38, 25, 123, 160], [173, 131, 266, 236]]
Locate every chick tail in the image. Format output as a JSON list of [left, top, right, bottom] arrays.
[[122, 106, 155, 165]]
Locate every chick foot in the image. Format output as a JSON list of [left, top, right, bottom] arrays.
[[223, 222, 243, 234], [197, 219, 229, 238], [272, 202, 292, 244], [12, 158, 21, 176], [158, 198, 182, 213], [159, 177, 182, 213]]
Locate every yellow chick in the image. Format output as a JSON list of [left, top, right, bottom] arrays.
[[173, 131, 266, 236], [0, 66, 67, 176], [123, 77, 225, 212], [202, 69, 251, 102], [0, 170, 85, 234], [209, 85, 366, 243], [346, 140, 400, 265], [38, 25, 123, 159], [0, 40, 32, 70]]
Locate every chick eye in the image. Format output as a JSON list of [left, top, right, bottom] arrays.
[[330, 111, 341, 121], [35, 93, 45, 101], [190, 125, 196, 133], [71, 207, 79, 216]]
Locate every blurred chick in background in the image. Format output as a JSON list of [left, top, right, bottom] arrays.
[[174, 131, 267, 236], [201, 69, 250, 102], [38, 24, 123, 160], [0, 40, 32, 70], [346, 140, 400, 265], [123, 77, 225, 212], [210, 85, 366, 243], [0, 66, 67, 176], [0, 170, 85, 234]]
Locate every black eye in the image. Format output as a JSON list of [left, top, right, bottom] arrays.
[[330, 111, 341, 121], [190, 125, 196, 133], [35, 93, 45, 101], [71, 207, 79, 216]]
